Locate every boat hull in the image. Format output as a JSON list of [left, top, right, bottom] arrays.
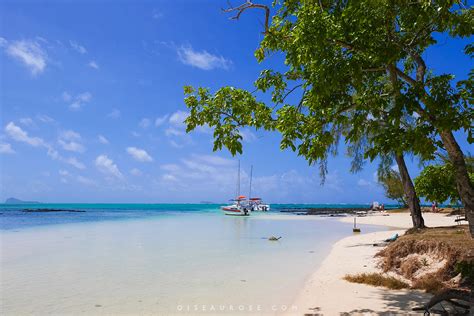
[[221, 206, 249, 216]]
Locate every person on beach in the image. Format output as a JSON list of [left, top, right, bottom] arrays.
[[431, 202, 438, 213]]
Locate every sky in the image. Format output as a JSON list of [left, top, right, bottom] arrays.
[[0, 1, 472, 204]]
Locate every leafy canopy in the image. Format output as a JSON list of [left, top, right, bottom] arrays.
[[415, 158, 474, 204], [184, 1, 473, 178], [378, 169, 407, 207]]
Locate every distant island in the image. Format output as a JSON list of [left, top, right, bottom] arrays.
[[5, 197, 40, 204]]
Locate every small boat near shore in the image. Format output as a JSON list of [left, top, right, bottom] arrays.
[[248, 197, 270, 212], [221, 196, 250, 216], [221, 162, 270, 216], [247, 166, 270, 212], [221, 161, 250, 216]]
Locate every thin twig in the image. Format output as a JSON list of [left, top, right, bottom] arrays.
[[222, 1, 270, 33]]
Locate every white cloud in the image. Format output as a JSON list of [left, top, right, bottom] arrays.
[[0, 143, 15, 154], [46, 147, 60, 160], [58, 140, 85, 153], [165, 127, 185, 137], [177, 46, 232, 70], [165, 110, 189, 136], [357, 178, 371, 187], [4, 39, 47, 75], [155, 115, 168, 127], [88, 61, 99, 69], [161, 110, 194, 147], [126, 146, 153, 162], [4, 122, 89, 169], [169, 110, 189, 127], [240, 129, 257, 143], [19, 117, 34, 126], [58, 130, 85, 153], [65, 157, 86, 169], [95, 155, 123, 178], [77, 175, 96, 186], [36, 114, 54, 123], [325, 171, 343, 192], [158, 154, 237, 190], [130, 168, 142, 176], [5, 122, 44, 146], [69, 40, 87, 54], [62, 91, 72, 102], [68, 92, 92, 111], [169, 140, 184, 148], [139, 118, 151, 129], [107, 108, 121, 119], [98, 135, 109, 144], [162, 174, 178, 182], [59, 169, 70, 176], [60, 130, 81, 141], [160, 163, 181, 172]]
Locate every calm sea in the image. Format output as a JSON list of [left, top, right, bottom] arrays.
[[1, 203, 391, 314], [0, 203, 389, 230]]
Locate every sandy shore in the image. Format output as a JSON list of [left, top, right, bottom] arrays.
[[288, 212, 456, 315]]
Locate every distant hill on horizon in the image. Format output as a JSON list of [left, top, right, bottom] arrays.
[[5, 197, 40, 204]]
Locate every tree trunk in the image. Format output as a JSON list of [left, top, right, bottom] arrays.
[[394, 153, 425, 228], [440, 130, 474, 237]]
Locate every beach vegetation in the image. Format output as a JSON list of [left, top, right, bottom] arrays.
[[411, 274, 446, 294], [376, 226, 474, 292], [415, 157, 474, 206], [377, 169, 407, 207], [343, 273, 409, 290], [184, 1, 473, 232]]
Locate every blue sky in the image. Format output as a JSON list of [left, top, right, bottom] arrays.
[[0, 1, 472, 203]]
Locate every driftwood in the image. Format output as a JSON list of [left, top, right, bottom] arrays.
[[412, 288, 471, 315]]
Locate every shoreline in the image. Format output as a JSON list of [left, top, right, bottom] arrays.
[[288, 212, 457, 315]]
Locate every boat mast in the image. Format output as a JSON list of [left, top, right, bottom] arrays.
[[237, 160, 240, 197], [249, 165, 253, 199]]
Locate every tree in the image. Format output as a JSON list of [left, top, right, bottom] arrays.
[[415, 157, 474, 205], [378, 169, 407, 207], [184, 1, 472, 232], [415, 164, 460, 205]]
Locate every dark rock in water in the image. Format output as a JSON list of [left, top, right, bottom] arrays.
[[5, 197, 40, 204], [280, 207, 370, 216], [22, 209, 86, 213]]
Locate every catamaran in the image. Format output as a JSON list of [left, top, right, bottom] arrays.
[[247, 165, 271, 212], [221, 162, 270, 215], [221, 195, 250, 216], [221, 161, 250, 216]]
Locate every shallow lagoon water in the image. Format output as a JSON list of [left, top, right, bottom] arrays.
[[1, 206, 385, 315]]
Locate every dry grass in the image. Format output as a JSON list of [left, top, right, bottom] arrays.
[[400, 256, 421, 279], [375, 225, 474, 292], [343, 273, 409, 290], [387, 208, 410, 213], [412, 274, 446, 294]]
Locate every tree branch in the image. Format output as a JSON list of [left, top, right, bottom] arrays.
[[223, 1, 270, 33], [393, 66, 417, 86], [411, 52, 426, 83], [282, 84, 303, 103]]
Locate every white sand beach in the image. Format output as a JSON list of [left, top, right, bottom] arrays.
[[289, 212, 457, 315]]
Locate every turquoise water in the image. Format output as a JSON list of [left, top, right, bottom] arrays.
[[0, 203, 393, 230], [1, 203, 392, 314], [1, 210, 387, 315]]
